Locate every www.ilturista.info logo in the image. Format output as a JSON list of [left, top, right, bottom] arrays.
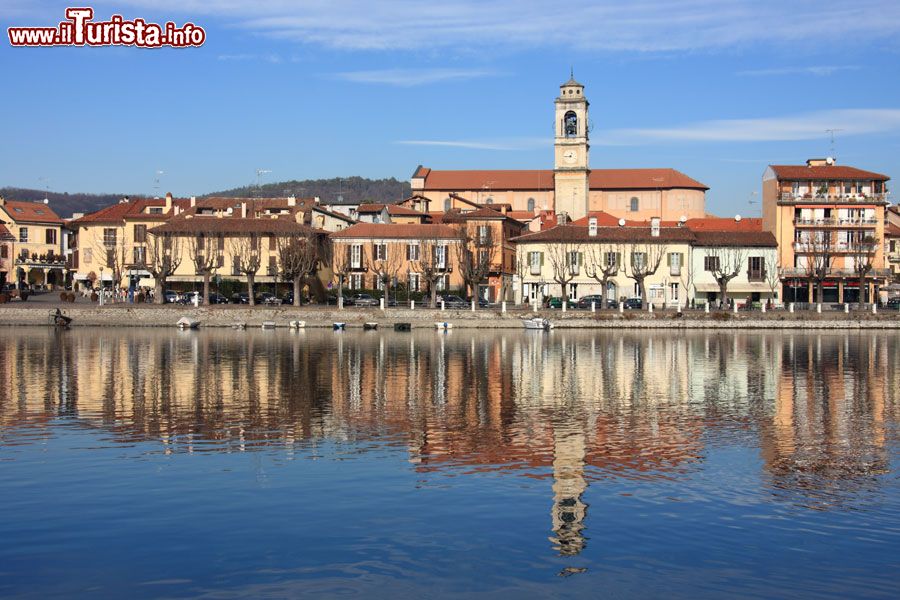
[[8, 7, 205, 48]]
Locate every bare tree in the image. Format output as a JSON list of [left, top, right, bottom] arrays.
[[94, 228, 129, 300], [331, 242, 367, 301], [545, 240, 583, 301], [231, 235, 262, 306], [189, 232, 222, 306], [622, 243, 665, 305], [706, 247, 748, 308], [455, 223, 496, 300], [584, 244, 621, 308], [851, 234, 879, 309], [372, 242, 409, 301], [678, 251, 697, 310], [277, 230, 320, 306], [413, 237, 455, 307], [802, 230, 836, 305], [764, 253, 781, 308], [143, 232, 183, 304]]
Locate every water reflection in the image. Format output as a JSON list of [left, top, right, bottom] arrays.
[[0, 329, 897, 558]]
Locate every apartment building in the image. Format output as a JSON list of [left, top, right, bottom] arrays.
[[0, 198, 66, 289], [762, 159, 891, 303]]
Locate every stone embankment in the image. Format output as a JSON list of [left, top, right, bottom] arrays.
[[2, 304, 900, 329]]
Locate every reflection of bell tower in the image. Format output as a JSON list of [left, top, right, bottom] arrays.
[[549, 426, 588, 556], [554, 72, 590, 222]]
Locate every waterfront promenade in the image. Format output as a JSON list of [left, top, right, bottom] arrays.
[[1, 302, 899, 329]]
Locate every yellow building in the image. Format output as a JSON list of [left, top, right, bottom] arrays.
[[0, 198, 66, 289], [762, 159, 891, 303]]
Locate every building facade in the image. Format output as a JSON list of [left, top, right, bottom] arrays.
[[0, 198, 66, 289]]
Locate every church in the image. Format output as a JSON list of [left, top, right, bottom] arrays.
[[410, 75, 709, 224]]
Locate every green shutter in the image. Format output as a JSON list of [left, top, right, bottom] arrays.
[[539, 252, 544, 266], [579, 252, 584, 266], [667, 253, 671, 267]]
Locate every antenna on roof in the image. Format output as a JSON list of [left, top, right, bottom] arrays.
[[256, 169, 271, 195], [825, 128, 843, 158], [153, 170, 164, 197], [38, 176, 50, 204]]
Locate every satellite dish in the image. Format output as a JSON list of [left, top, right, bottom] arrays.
[[679, 215, 687, 223], [734, 214, 742, 222], [618, 218, 626, 227], [43, 198, 49, 204], [826, 156, 835, 165]]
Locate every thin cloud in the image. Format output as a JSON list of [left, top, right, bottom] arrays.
[[599, 109, 900, 145], [334, 68, 497, 87], [105, 1, 900, 53], [737, 65, 861, 77], [217, 53, 282, 63], [396, 138, 547, 151]]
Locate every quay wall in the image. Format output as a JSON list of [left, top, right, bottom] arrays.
[[2, 305, 900, 329]]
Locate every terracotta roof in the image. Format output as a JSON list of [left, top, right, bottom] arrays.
[[691, 230, 776, 247], [417, 168, 708, 191], [330, 223, 462, 240], [0, 223, 14, 241], [885, 223, 900, 238], [768, 165, 889, 181], [684, 217, 763, 232], [357, 203, 428, 217], [513, 224, 695, 244], [1, 200, 63, 224], [70, 198, 168, 225], [151, 215, 318, 235]]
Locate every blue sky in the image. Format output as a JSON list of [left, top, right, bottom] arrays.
[[2, 0, 900, 216]]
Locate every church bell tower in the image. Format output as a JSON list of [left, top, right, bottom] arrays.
[[554, 73, 590, 221]]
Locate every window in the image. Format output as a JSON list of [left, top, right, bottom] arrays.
[[435, 244, 447, 269], [250, 235, 259, 251], [568, 250, 581, 275], [527, 198, 535, 212], [529, 251, 542, 275], [444, 198, 451, 211], [374, 243, 387, 261], [0, 245, 7, 259], [477, 225, 489, 244], [351, 244, 362, 268], [18, 227, 28, 243], [269, 235, 277, 251], [436, 274, 449, 291], [588, 218, 597, 237], [232, 258, 241, 276], [45, 229, 57, 245], [605, 251, 619, 269], [134, 224, 147, 243], [83, 247, 92, 264], [630, 197, 639, 212], [668, 252, 682, 276], [409, 272, 420, 292], [486, 197, 494, 205], [350, 273, 363, 289], [19, 248, 28, 260], [103, 228, 117, 247], [268, 255, 277, 275], [407, 243, 420, 261], [564, 111, 578, 137], [704, 255, 720, 272], [133, 246, 145, 265], [748, 256, 765, 281], [631, 252, 647, 270], [147, 207, 163, 214], [670, 283, 679, 302]]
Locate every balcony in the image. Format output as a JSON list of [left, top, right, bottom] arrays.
[[792, 242, 878, 253], [793, 218, 878, 227], [781, 267, 891, 278], [779, 192, 888, 205], [747, 270, 766, 282]]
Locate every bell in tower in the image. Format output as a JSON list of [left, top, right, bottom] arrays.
[[554, 71, 591, 221]]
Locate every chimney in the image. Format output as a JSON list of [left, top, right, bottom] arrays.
[[288, 196, 297, 207], [651, 216, 660, 237], [164, 192, 173, 212], [190, 196, 196, 207], [557, 212, 568, 225], [241, 202, 247, 219], [588, 216, 597, 237]]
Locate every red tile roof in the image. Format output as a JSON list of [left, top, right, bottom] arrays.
[[0, 223, 14, 241], [416, 167, 708, 191], [885, 223, 900, 238], [330, 223, 462, 240], [691, 230, 776, 247], [70, 198, 168, 225], [513, 224, 696, 244], [768, 165, 889, 181], [357, 203, 428, 217], [684, 217, 763, 232], [1, 200, 63, 224], [151, 214, 319, 235]]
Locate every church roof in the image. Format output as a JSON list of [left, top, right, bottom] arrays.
[[414, 168, 708, 191]]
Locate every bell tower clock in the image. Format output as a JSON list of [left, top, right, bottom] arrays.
[[554, 72, 590, 221]]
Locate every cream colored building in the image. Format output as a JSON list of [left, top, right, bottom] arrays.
[[0, 198, 66, 289]]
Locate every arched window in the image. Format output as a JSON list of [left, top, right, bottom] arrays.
[[444, 197, 451, 211], [486, 197, 494, 205], [564, 111, 578, 138], [630, 197, 639, 212], [527, 197, 535, 212]]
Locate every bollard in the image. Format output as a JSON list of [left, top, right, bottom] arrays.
[[501, 301, 506, 313], [872, 303, 877, 315], [591, 301, 596, 313], [733, 302, 738, 314], [533, 300, 538, 312], [704, 303, 709, 314], [441, 300, 445, 311], [648, 302, 653, 313], [471, 300, 476, 312], [761, 302, 766, 314], [410, 300, 415, 310], [562, 300, 567, 313], [380, 297, 385, 311], [338, 296, 344, 310], [816, 303, 822, 314], [789, 303, 794, 313], [844, 303, 849, 314], [619, 302, 624, 314]]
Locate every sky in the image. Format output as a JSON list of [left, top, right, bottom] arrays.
[[2, 0, 900, 216]]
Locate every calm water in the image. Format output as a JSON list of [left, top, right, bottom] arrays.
[[0, 328, 898, 599]]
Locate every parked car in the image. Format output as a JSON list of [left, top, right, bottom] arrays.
[[546, 296, 564, 309], [259, 292, 281, 305], [233, 292, 252, 304], [441, 294, 468, 308], [208, 293, 229, 304], [163, 290, 181, 304], [886, 297, 900, 309], [471, 296, 490, 308], [575, 294, 606, 309], [623, 297, 643, 310], [348, 293, 379, 307]]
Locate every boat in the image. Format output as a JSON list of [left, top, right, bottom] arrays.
[[176, 316, 200, 330], [393, 322, 411, 332], [48, 310, 72, 327], [289, 320, 306, 329], [261, 321, 276, 330], [232, 322, 247, 330], [522, 317, 552, 331], [363, 322, 378, 330], [333, 322, 346, 331], [435, 322, 453, 331]]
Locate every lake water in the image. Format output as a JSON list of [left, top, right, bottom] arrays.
[[0, 328, 898, 599]]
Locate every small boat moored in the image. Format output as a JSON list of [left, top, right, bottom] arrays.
[[261, 321, 276, 330], [393, 322, 411, 332], [176, 316, 200, 330], [435, 322, 453, 331], [289, 320, 306, 329], [333, 322, 346, 331], [522, 317, 552, 331], [363, 322, 379, 331], [49, 310, 72, 328]]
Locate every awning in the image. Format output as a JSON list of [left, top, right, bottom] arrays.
[[138, 278, 155, 288], [694, 282, 772, 293]]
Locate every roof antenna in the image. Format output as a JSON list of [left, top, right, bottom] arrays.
[[570, 66, 574, 79], [825, 128, 843, 158]]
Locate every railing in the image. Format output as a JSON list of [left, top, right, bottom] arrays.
[[15, 256, 67, 267], [793, 218, 878, 227], [747, 270, 766, 282], [780, 267, 892, 278], [792, 242, 878, 253], [669, 266, 681, 277], [779, 192, 888, 203]]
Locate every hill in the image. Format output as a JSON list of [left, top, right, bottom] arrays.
[[203, 176, 411, 204], [1, 176, 412, 218]]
